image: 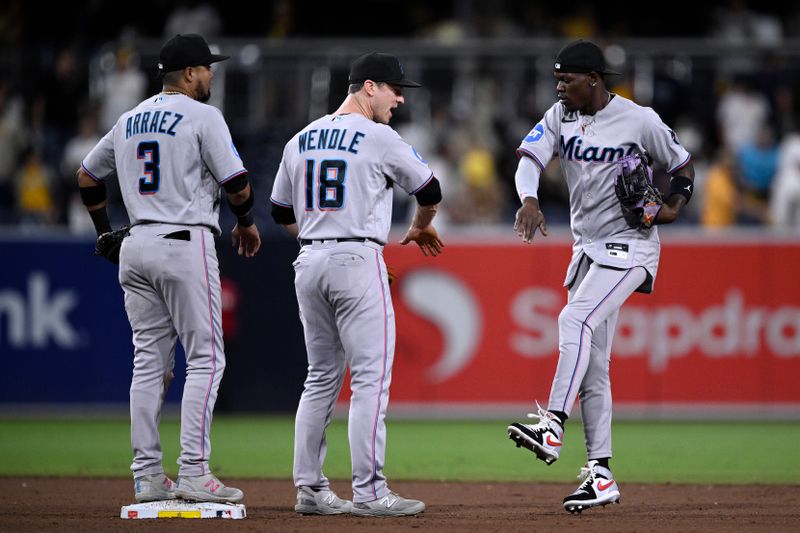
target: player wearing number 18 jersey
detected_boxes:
[77,34,260,505]
[271,52,443,517]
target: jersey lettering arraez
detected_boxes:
[517,94,691,291]
[271,113,433,243]
[81,93,246,235]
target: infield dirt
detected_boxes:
[1,478,797,532]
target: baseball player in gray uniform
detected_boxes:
[506,40,695,513]
[77,34,260,504]
[271,52,444,517]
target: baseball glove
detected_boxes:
[94,225,130,264]
[614,150,662,229]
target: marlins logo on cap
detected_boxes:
[553,40,620,76]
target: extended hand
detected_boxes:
[400,224,444,257]
[232,224,261,257]
[514,203,547,243]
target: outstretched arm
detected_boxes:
[400,177,444,256]
[400,203,444,256]
[513,156,547,243]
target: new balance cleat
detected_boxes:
[174,473,244,503]
[134,473,176,502]
[351,492,425,517]
[507,402,564,465]
[294,486,353,515]
[563,460,620,514]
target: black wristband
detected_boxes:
[79,182,107,206]
[88,207,112,235]
[669,176,693,204]
[229,190,254,216]
[237,211,254,227]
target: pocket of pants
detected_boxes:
[329,252,366,267]
[328,252,368,293]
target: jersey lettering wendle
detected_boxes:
[516,95,691,291]
[81,93,245,235]
[271,113,433,243]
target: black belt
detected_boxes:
[299,237,384,246]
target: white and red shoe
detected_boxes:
[562,460,621,514]
[507,402,564,465]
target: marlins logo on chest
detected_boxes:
[560,135,637,163]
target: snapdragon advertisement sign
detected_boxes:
[381,239,800,407]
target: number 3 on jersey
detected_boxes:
[305,159,346,210]
[138,141,160,195]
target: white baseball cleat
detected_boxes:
[134,473,176,502]
[562,460,621,514]
[174,473,244,503]
[507,402,564,465]
[351,492,425,517]
[294,486,353,515]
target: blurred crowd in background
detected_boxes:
[3,0,800,234]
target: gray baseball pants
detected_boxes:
[292,240,394,503]
[548,255,647,460]
[119,223,225,478]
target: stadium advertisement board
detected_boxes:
[384,238,800,409]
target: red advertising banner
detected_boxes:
[376,236,800,408]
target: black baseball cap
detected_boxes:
[158,34,229,73]
[349,52,421,88]
[554,40,620,76]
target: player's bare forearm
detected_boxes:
[514,196,547,243]
[655,196,685,224]
[410,203,438,230]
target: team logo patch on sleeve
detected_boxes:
[412,146,427,164]
[231,142,241,159]
[524,123,545,143]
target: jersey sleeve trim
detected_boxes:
[219,169,248,184]
[668,154,692,175]
[270,197,293,208]
[80,162,103,182]
[409,171,435,195]
[515,148,546,171]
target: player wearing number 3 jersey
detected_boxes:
[271,52,443,517]
[77,34,260,504]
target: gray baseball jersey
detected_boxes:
[517,94,690,292]
[515,94,691,461]
[82,92,244,479]
[271,113,433,242]
[271,112,432,503]
[82,93,245,235]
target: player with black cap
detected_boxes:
[77,33,259,505]
[270,51,443,517]
[506,39,695,513]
